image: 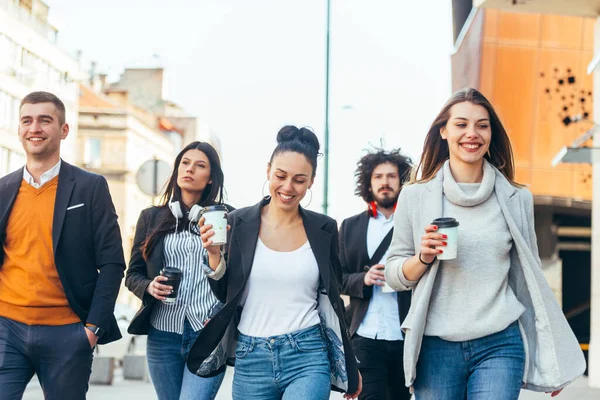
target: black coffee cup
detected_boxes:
[160,267,182,304]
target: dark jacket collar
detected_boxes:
[52,160,75,254]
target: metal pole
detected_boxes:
[323,0,331,215]
[152,156,158,205]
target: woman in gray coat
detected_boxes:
[385,88,585,399]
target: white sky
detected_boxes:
[47,0,453,222]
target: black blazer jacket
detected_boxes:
[125,206,169,335]
[186,198,360,394]
[340,211,411,337]
[0,161,125,344]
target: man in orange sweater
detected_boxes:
[0,91,125,399]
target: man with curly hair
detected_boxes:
[340,148,413,400]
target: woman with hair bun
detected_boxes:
[187,126,362,399]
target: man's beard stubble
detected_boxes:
[374,192,399,210]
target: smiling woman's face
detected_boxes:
[267,151,314,211]
[440,101,492,167]
[177,149,212,194]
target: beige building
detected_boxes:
[78,84,180,306]
[0,0,83,177]
[110,67,222,154]
[78,71,222,308]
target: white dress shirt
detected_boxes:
[356,210,403,341]
[22,160,61,188]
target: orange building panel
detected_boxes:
[497,12,541,47]
[540,15,585,50]
[478,9,594,200]
[492,45,538,168]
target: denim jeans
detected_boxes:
[414,321,525,400]
[0,316,93,400]
[232,324,331,400]
[147,319,225,400]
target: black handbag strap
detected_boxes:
[368,228,394,266]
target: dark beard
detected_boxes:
[375,194,399,210]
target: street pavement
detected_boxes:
[23,367,600,399]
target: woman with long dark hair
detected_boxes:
[186,126,362,399]
[125,141,228,400]
[385,88,585,399]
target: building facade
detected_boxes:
[0,0,83,176]
[110,67,222,153]
[79,71,222,307]
[78,84,179,306]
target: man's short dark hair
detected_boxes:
[20,91,66,126]
[354,148,413,203]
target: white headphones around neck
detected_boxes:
[168,201,202,223]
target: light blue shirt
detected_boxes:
[356,210,403,341]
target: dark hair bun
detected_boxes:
[276,125,320,153]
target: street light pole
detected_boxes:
[323,0,331,215]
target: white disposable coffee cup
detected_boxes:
[201,205,228,246]
[432,217,459,260]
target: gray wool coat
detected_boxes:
[385,165,586,393]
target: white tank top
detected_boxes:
[237,238,321,337]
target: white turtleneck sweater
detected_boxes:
[423,161,525,341]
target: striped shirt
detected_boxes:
[150,226,220,334]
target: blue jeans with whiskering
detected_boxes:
[414,321,525,400]
[146,319,225,400]
[232,324,331,400]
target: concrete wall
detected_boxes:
[112,69,165,115]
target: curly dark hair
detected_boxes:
[354,148,413,203]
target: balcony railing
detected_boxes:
[0,0,58,44]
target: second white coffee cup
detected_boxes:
[431,217,459,260]
[201,205,228,245]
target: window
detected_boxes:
[8,149,25,173]
[0,91,19,130]
[0,146,9,178]
[84,138,102,168]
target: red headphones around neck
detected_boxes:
[368,201,396,217]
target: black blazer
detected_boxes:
[0,161,125,344]
[125,203,235,335]
[340,211,411,337]
[125,206,168,335]
[187,198,360,394]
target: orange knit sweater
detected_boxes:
[0,176,80,325]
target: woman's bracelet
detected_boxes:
[418,253,435,267]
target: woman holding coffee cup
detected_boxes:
[385,88,585,399]
[187,126,362,400]
[125,141,229,400]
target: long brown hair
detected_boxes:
[412,88,519,186]
[141,141,225,260]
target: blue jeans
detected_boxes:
[414,321,525,400]
[147,320,225,400]
[0,316,93,400]
[232,324,331,400]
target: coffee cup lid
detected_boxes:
[201,204,228,214]
[161,267,182,277]
[432,217,459,228]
